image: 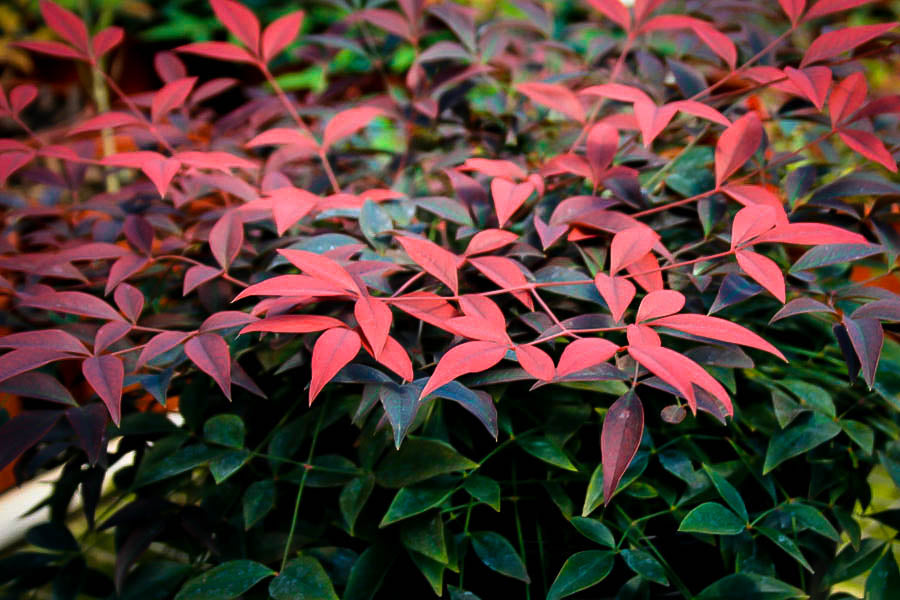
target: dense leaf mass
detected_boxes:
[1,0,900,598]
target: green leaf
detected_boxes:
[174,560,273,600]
[360,199,393,244]
[755,527,813,573]
[242,480,276,530]
[568,517,615,548]
[375,437,477,488]
[865,549,900,600]
[702,465,748,523]
[763,412,841,474]
[518,436,578,471]
[841,419,874,455]
[694,573,807,599]
[582,452,649,516]
[135,443,221,487]
[779,380,835,417]
[463,474,501,511]
[401,513,448,564]
[208,449,250,484]
[621,549,669,585]
[790,243,883,272]
[771,389,804,429]
[340,474,375,534]
[118,561,192,600]
[379,383,420,449]
[269,556,338,600]
[380,477,458,526]
[202,414,245,448]
[547,550,614,599]
[343,545,396,600]
[470,531,530,583]
[448,587,482,600]
[407,550,445,595]
[824,538,885,586]
[414,197,474,227]
[779,503,840,541]
[25,523,78,552]
[832,506,861,551]
[678,502,745,535]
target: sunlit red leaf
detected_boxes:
[0,151,35,186]
[136,331,190,368]
[800,22,897,68]
[40,0,90,54]
[391,292,459,331]
[610,227,658,275]
[309,328,361,404]
[784,66,831,110]
[68,112,143,135]
[649,313,786,360]
[753,222,868,245]
[636,290,685,323]
[778,0,807,24]
[491,178,534,228]
[246,128,319,151]
[625,252,664,292]
[736,250,786,302]
[82,355,124,425]
[601,391,643,503]
[368,335,413,382]
[322,107,385,151]
[829,72,867,127]
[448,295,510,345]
[639,15,736,68]
[270,187,318,235]
[262,10,304,62]
[593,273,636,323]
[515,345,554,380]
[463,229,519,256]
[9,85,37,115]
[233,274,348,300]
[803,0,875,22]
[396,235,459,294]
[420,341,508,400]
[587,0,631,30]
[458,158,527,181]
[586,123,619,181]
[731,205,777,248]
[240,314,345,334]
[176,41,257,64]
[92,26,123,58]
[516,82,586,123]
[13,40,85,60]
[468,256,533,310]
[556,338,619,378]
[210,0,261,55]
[533,214,568,250]
[185,333,232,400]
[199,311,258,332]
[715,112,763,187]
[354,295,392,359]
[151,77,196,123]
[278,249,360,294]
[837,128,898,172]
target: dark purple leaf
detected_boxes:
[601,390,644,504]
[0,410,62,472]
[843,316,883,389]
[66,403,108,465]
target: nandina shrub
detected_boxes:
[2,0,900,597]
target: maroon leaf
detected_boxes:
[66,404,107,465]
[420,340,508,400]
[114,284,144,323]
[200,311,258,332]
[770,297,835,322]
[0,411,62,472]
[82,355,125,425]
[209,210,243,270]
[155,51,187,81]
[601,391,643,503]
[0,348,73,385]
[246,128,319,151]
[210,0,261,55]
[19,290,125,321]
[715,112,763,187]
[176,41,257,64]
[852,300,900,321]
[184,333,232,400]
[0,329,90,356]
[123,216,154,255]
[94,321,132,354]
[262,10,304,62]
[136,331,190,367]
[347,9,413,41]
[800,22,897,68]
[309,328,361,404]
[183,265,222,295]
[105,254,150,295]
[843,315,883,389]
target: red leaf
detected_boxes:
[731,205,777,248]
[534,214,568,250]
[587,0,631,30]
[715,112,763,187]
[347,8,413,41]
[176,41,257,64]
[803,0,875,22]
[278,249,360,294]
[784,66,831,110]
[722,184,788,225]
[516,82,586,123]
[0,411,63,472]
[13,40,85,60]
[636,290,685,323]
[40,0,90,54]
[626,324,662,347]
[375,335,413,382]
[448,295,510,345]
[610,226,659,275]
[9,85,37,115]
[210,0,261,54]
[419,341,507,400]
[262,10,304,62]
[391,292,459,331]
[183,265,222,295]
[154,51,187,82]
[0,151,35,186]
[586,123,619,181]
[81,355,123,425]
[843,315,883,389]
[200,311,258,332]
[838,128,898,172]
[625,252,664,292]
[468,256,534,310]
[463,229,519,256]
[0,349,73,385]
[668,100,731,127]
[639,15,736,68]
[396,235,459,294]
[94,321,131,354]
[105,254,150,295]
[136,331,190,367]
[240,314,346,334]
[233,274,349,300]
[753,222,868,245]
[649,313,786,360]
[491,178,534,227]
[92,26,123,58]
[459,158,527,181]
[556,338,619,377]
[19,290,124,321]
[322,107,384,151]
[309,328,361,403]
[831,82,867,135]
[593,274,636,323]
[123,216,153,255]
[68,111,143,135]
[151,77,196,123]
[515,345,554,380]
[246,127,319,151]
[736,250,786,302]
[209,210,243,270]
[270,187,318,235]
[114,283,144,322]
[142,158,181,198]
[601,391,643,503]
[778,0,806,24]
[0,330,89,356]
[800,23,897,68]
[579,83,653,105]
[354,295,392,358]
[185,333,232,400]
[175,150,257,171]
